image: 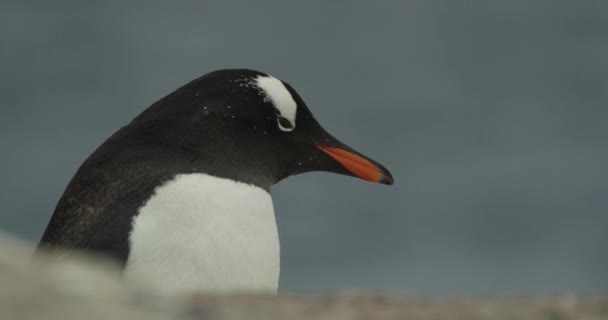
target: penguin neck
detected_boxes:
[124,172,280,295]
[114,118,279,191]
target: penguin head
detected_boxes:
[125,69,393,189]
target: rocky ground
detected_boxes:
[1,238,606,320]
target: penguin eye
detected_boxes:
[277,116,295,132]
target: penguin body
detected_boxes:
[38,69,393,294]
[126,173,279,294]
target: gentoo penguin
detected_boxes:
[37,69,393,295]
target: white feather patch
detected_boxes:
[124,173,280,295]
[255,75,297,131]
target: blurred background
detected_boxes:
[1,1,607,296]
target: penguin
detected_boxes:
[37,69,393,295]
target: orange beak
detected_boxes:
[316,145,394,185]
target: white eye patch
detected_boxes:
[254,75,297,132]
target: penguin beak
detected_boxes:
[315,144,394,185]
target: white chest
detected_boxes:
[124,173,279,295]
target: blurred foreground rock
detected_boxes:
[1,236,607,320]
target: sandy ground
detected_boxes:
[1,238,606,320]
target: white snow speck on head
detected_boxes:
[254,75,297,132]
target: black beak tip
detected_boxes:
[378,171,394,185]
[378,173,395,185]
